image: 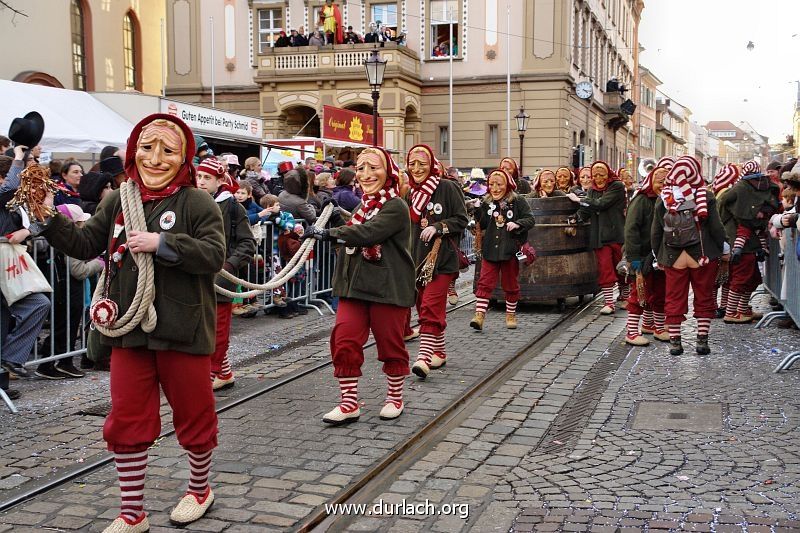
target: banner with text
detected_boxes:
[322,105,383,146]
[160,99,263,142]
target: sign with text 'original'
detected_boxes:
[322,105,383,146]
[160,99,263,142]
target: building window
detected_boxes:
[572,4,580,67]
[71,0,87,90]
[123,12,139,91]
[439,126,449,156]
[429,0,459,59]
[258,8,283,53]
[639,126,653,149]
[488,124,499,155]
[369,2,399,36]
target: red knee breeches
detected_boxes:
[104,348,218,454]
[729,253,761,294]
[416,272,457,336]
[210,302,232,375]
[475,258,520,302]
[626,270,666,315]
[595,243,623,288]
[330,298,410,378]
[664,261,718,325]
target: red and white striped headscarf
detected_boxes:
[712,163,741,195]
[350,147,401,226]
[499,157,519,191]
[406,144,442,224]
[662,155,708,220]
[742,160,761,176]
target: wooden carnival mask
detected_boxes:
[488,171,509,201]
[356,149,388,195]
[591,163,610,189]
[407,148,432,184]
[135,119,186,191]
[555,167,572,190]
[539,170,556,195]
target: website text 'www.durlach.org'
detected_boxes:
[325,499,470,519]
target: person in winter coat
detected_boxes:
[711,163,740,316]
[566,161,627,314]
[718,160,780,323]
[196,158,256,391]
[332,168,361,212]
[240,157,269,204]
[622,157,672,346]
[54,160,84,206]
[570,166,592,197]
[302,147,415,424]
[652,156,727,356]
[39,114,226,532]
[403,144,468,379]
[309,30,326,46]
[274,31,291,47]
[78,170,114,215]
[310,172,335,214]
[278,168,317,223]
[470,169,536,331]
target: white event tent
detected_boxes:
[0,80,133,153]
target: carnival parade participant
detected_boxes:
[533,169,566,198]
[719,160,780,323]
[622,157,672,345]
[470,169,535,331]
[37,114,226,532]
[566,161,626,314]
[303,147,415,423]
[499,157,520,190]
[403,144,468,379]
[711,163,740,316]
[652,156,727,356]
[555,166,575,194]
[196,157,256,391]
[571,166,592,196]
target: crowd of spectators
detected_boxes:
[272,22,406,48]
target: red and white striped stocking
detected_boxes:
[626,313,641,338]
[219,354,232,379]
[385,375,404,408]
[187,450,212,498]
[114,451,148,522]
[475,297,489,314]
[447,280,457,296]
[601,287,615,307]
[667,323,681,340]
[620,283,631,300]
[696,317,711,337]
[654,312,666,332]
[720,287,730,309]
[433,333,446,358]
[642,309,654,329]
[737,293,752,314]
[337,377,359,413]
[506,300,517,314]
[725,291,741,317]
[417,333,435,365]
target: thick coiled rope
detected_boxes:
[91,180,157,337]
[214,203,334,299]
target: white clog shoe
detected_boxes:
[322,405,360,425]
[411,359,430,379]
[102,514,149,533]
[429,353,447,369]
[379,401,404,420]
[170,488,214,527]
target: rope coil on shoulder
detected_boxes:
[92,181,157,337]
[214,203,334,299]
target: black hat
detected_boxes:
[767,160,783,171]
[78,171,114,202]
[8,111,44,148]
[100,155,124,176]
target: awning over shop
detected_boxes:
[0,80,133,153]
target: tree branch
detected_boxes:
[0,1,28,18]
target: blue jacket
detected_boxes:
[241,198,266,225]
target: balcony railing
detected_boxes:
[255,42,420,81]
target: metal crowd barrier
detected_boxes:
[762,229,800,372]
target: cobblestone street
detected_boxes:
[2,290,800,533]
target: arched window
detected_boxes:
[70,0,87,90]
[123,12,141,90]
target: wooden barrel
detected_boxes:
[473,195,598,305]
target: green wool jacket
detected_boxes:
[623,193,658,266]
[404,179,469,275]
[474,192,536,262]
[328,197,416,308]
[43,186,226,355]
[718,179,780,253]
[575,180,626,249]
[651,191,727,267]
[215,195,257,304]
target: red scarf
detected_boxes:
[124,113,196,202]
[406,144,442,224]
[589,160,619,192]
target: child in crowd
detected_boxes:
[196,158,256,391]
[260,194,295,310]
[233,181,272,316]
[277,223,308,318]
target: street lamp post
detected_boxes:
[364,49,387,147]
[515,107,530,175]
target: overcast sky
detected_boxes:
[638,0,800,143]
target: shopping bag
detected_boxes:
[0,243,52,305]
